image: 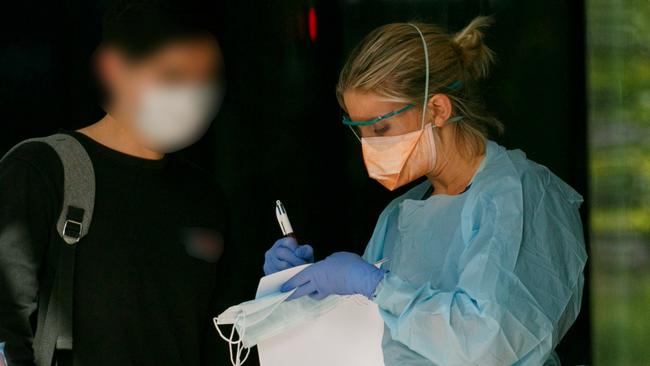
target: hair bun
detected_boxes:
[452,16,495,80]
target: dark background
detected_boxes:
[0,0,591,364]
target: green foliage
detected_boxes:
[588,0,650,364]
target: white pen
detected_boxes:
[276,200,386,268]
[275,200,296,239]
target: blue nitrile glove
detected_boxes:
[281,252,386,301]
[263,237,315,275]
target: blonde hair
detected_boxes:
[336,16,503,157]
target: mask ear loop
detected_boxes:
[213,312,251,366]
[213,316,239,366]
[407,23,429,131]
[234,312,250,366]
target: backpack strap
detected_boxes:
[2,133,95,243]
[2,133,95,365]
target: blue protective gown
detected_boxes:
[363,141,586,366]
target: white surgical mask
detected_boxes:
[214,290,344,366]
[134,83,220,153]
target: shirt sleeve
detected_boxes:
[0,156,56,366]
[372,181,586,365]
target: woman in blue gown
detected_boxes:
[264,16,587,365]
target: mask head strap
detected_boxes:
[408,23,464,129]
[348,24,461,142]
[407,23,429,129]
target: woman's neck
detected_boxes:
[425,133,484,196]
[77,113,164,160]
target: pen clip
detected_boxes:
[374,258,390,268]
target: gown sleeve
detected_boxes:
[372,175,587,365]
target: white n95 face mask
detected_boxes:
[134,83,220,153]
[213,290,344,366]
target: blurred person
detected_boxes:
[0,1,228,365]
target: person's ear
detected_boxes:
[427,94,453,128]
[94,45,128,99]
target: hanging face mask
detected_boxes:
[342,24,462,191]
[133,83,220,153]
[213,289,344,366]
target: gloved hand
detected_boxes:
[263,237,314,275]
[281,252,386,301]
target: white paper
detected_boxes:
[256,264,311,298]
[255,266,385,366]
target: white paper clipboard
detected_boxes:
[255,265,385,366]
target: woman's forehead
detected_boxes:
[343,90,405,119]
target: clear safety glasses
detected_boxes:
[342,103,416,141]
[341,103,415,127]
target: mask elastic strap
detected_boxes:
[446,116,463,124]
[213,312,251,366]
[407,23,429,130]
[236,312,251,365]
[349,125,362,142]
[428,111,464,134]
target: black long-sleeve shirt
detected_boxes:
[0,131,228,366]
